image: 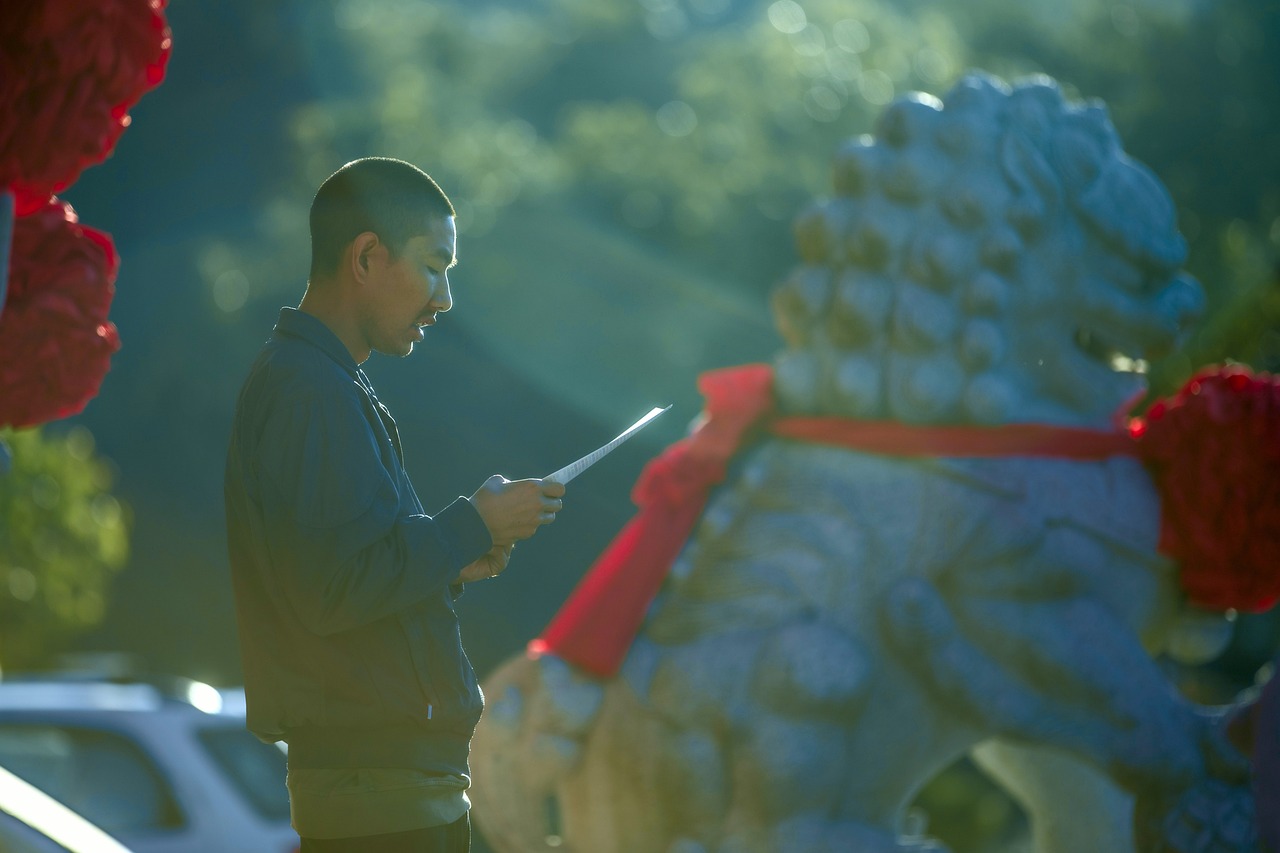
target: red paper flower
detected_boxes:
[1132,366,1280,611]
[0,0,171,214]
[0,199,121,428]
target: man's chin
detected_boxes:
[373,342,416,358]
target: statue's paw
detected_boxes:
[1134,778,1258,853]
[531,653,604,737]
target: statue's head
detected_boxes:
[773,72,1204,428]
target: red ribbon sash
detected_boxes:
[528,364,1142,677]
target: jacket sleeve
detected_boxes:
[255,382,492,636]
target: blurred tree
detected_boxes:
[243,0,1278,379]
[0,426,129,672]
[954,0,1280,387]
[56,1,1276,849]
[263,0,970,287]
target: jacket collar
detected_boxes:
[272,307,360,377]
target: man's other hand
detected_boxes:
[457,543,514,583]
[470,475,566,546]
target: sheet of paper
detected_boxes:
[545,405,672,485]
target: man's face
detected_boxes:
[363,214,457,358]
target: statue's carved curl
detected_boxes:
[775,73,1204,428]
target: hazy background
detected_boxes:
[4,0,1279,846]
[53,0,1280,715]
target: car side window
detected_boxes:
[195,724,290,820]
[0,725,184,834]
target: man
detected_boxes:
[224,157,565,852]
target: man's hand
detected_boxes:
[470,475,566,546]
[457,543,514,583]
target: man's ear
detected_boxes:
[349,232,382,284]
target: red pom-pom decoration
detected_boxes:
[1132,365,1280,612]
[0,199,121,428]
[0,0,172,214]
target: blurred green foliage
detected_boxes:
[43,2,1279,848]
[242,4,1274,849]
[213,0,1278,401]
[0,428,129,671]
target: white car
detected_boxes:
[0,761,131,853]
[0,678,298,853]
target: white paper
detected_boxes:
[545,405,671,485]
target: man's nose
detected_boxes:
[430,275,452,313]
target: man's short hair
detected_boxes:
[309,157,455,279]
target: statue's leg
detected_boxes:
[972,738,1134,853]
[882,574,1239,793]
[471,653,605,852]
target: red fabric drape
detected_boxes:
[529,364,1143,677]
[530,362,1280,677]
[527,365,775,676]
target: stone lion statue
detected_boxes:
[470,72,1260,852]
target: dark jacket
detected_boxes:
[224,308,492,776]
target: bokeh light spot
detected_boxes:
[826,51,862,82]
[496,119,538,157]
[858,70,895,105]
[790,24,827,57]
[645,4,688,39]
[914,48,950,84]
[479,171,522,207]
[186,681,223,714]
[7,568,37,603]
[833,18,870,53]
[213,270,251,313]
[794,52,828,79]
[66,426,95,461]
[291,106,337,148]
[768,0,807,35]
[656,100,698,137]
[455,199,496,237]
[91,494,122,529]
[804,86,843,122]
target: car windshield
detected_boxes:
[0,724,184,834]
[195,724,290,820]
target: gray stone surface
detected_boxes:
[470,74,1253,852]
